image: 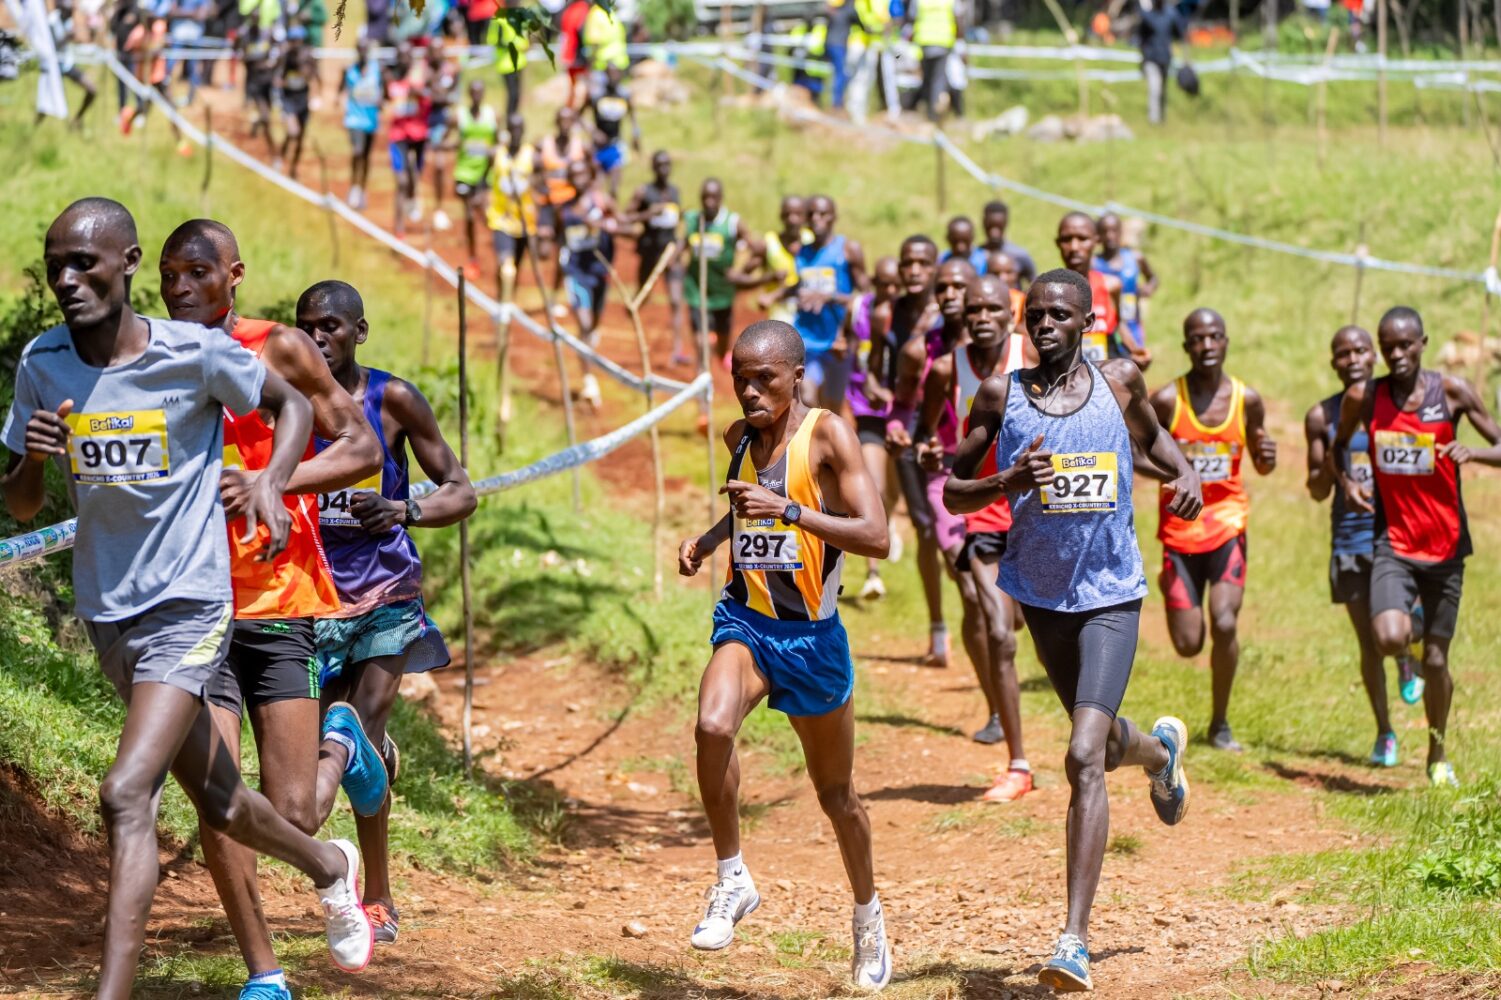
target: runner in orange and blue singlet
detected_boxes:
[1145,308,1276,755]
[677,320,892,989]
[1331,306,1501,788]
[159,220,385,999]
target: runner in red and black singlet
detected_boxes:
[1331,306,1501,788]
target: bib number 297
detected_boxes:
[733,520,803,571]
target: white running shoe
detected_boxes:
[406,200,423,224]
[690,870,760,950]
[347,185,363,210]
[580,373,603,408]
[318,839,374,972]
[432,209,453,232]
[887,523,903,563]
[851,904,893,991]
[859,573,886,600]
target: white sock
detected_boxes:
[854,893,881,923]
[929,623,947,652]
[247,969,287,989]
[323,729,357,766]
[1010,759,1030,773]
[716,853,745,880]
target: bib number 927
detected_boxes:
[1039,452,1119,513]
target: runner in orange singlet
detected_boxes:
[1145,308,1275,754]
[1331,306,1501,786]
[159,220,383,998]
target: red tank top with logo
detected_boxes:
[1081,269,1119,364]
[1367,370,1469,563]
[223,319,342,619]
[955,341,1027,534]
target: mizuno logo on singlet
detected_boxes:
[1420,404,1445,422]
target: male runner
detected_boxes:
[844,254,904,599]
[791,195,867,410]
[586,63,640,197]
[274,28,316,180]
[752,195,808,329]
[557,158,621,409]
[1145,309,1275,753]
[159,220,384,999]
[980,199,1036,287]
[420,39,460,232]
[945,267,1195,992]
[339,37,383,211]
[625,150,685,362]
[3,199,371,1000]
[46,0,98,127]
[1332,306,1501,787]
[920,274,1035,797]
[535,105,590,266]
[881,235,949,665]
[1054,212,1131,367]
[452,79,500,273]
[238,20,278,160]
[1093,212,1156,358]
[1305,326,1423,767]
[297,280,478,945]
[678,320,893,991]
[488,112,539,305]
[683,178,761,367]
[387,42,431,234]
[940,215,989,273]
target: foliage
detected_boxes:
[1407,787,1501,897]
[638,0,697,41]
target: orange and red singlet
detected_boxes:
[1082,269,1119,364]
[1158,375,1249,554]
[223,318,341,619]
[1367,371,1470,563]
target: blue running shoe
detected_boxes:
[1398,654,1425,705]
[1038,933,1092,992]
[1148,716,1190,826]
[238,981,291,1000]
[322,702,389,817]
[1370,732,1398,768]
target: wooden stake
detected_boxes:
[698,213,718,585]
[1316,28,1340,173]
[458,270,476,777]
[1351,221,1368,323]
[421,246,434,367]
[1039,0,1087,118]
[516,201,582,510]
[600,244,679,599]
[494,303,515,449]
[201,105,214,210]
[316,142,340,268]
[934,131,947,214]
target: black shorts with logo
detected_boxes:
[1370,551,1464,641]
[955,530,1007,573]
[207,617,319,715]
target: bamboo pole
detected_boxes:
[600,244,679,599]
[458,270,476,777]
[697,213,718,585]
[1351,221,1368,323]
[421,246,434,367]
[201,105,214,211]
[316,143,341,268]
[1477,206,1501,397]
[494,302,515,448]
[934,131,947,214]
[1039,0,1087,118]
[516,202,583,510]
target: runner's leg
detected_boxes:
[970,552,1023,763]
[1344,597,1391,737]
[787,699,874,903]
[946,545,992,709]
[324,654,405,908]
[695,642,771,861]
[1206,579,1244,731]
[1418,636,1453,767]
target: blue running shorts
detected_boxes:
[710,599,853,717]
[314,598,451,687]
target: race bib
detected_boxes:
[596,96,628,121]
[1082,331,1108,364]
[395,99,418,118]
[1181,439,1234,483]
[1373,430,1436,476]
[67,410,169,485]
[318,471,383,527]
[462,139,491,159]
[352,79,381,105]
[691,231,724,259]
[649,203,679,229]
[565,223,594,250]
[1039,452,1118,514]
[733,518,803,571]
[1119,292,1139,324]
[1348,449,1373,486]
[498,172,526,197]
[800,266,837,295]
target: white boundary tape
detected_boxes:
[708,54,1490,286]
[0,373,708,570]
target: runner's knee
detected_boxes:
[1371,614,1409,655]
[195,781,246,833]
[1064,732,1107,785]
[814,781,861,821]
[1208,608,1238,644]
[695,711,739,747]
[98,770,155,831]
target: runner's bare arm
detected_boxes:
[2,397,74,523]
[844,239,869,299]
[1244,385,1277,475]
[1138,252,1158,297]
[349,378,477,533]
[679,422,744,575]
[243,368,313,560]
[944,373,1019,513]
[884,336,928,450]
[722,415,888,558]
[1304,401,1334,501]
[1444,373,1501,466]
[1329,379,1373,512]
[1105,359,1201,519]
[914,355,952,472]
[1133,381,1181,483]
[262,324,382,495]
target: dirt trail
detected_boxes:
[0,75,1418,1000]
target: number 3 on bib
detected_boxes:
[1039,452,1119,513]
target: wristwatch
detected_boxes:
[404,499,423,526]
[782,501,802,524]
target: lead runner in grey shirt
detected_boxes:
[0,198,374,998]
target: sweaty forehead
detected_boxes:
[160,234,229,266]
[48,212,125,255]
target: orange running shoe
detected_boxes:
[364,901,399,945]
[982,769,1033,803]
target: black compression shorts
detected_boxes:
[208,617,319,714]
[1022,599,1142,720]
[956,530,1007,573]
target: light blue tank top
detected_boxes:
[996,363,1148,612]
[794,235,852,354]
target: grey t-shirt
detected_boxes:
[2,318,265,622]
